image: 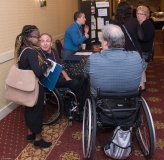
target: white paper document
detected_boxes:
[75,52,92,56]
[44,59,57,77]
[96,2,109,8]
[98,8,107,16]
[91,30,96,39]
[97,18,104,29]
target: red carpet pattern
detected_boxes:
[0,57,164,160]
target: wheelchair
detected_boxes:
[82,88,156,160]
[42,87,79,126]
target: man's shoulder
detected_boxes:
[89,52,101,59]
[67,22,76,30]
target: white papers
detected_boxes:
[97,18,104,29]
[44,59,57,77]
[91,15,96,30]
[98,8,107,16]
[96,2,109,8]
[91,30,96,39]
[98,31,102,42]
[75,52,92,56]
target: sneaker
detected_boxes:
[141,89,146,93]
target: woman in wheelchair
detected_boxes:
[39,33,89,120]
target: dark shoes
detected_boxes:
[27,133,35,141]
[27,134,52,148]
[34,139,52,149]
[74,111,83,121]
[141,89,146,93]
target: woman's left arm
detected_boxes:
[141,20,155,41]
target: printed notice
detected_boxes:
[91,15,96,30]
[98,8,107,16]
[98,31,102,42]
[96,2,109,8]
[97,18,104,29]
[91,30,96,39]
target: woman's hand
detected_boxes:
[45,60,53,68]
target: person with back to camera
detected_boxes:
[39,33,89,120]
[137,5,155,92]
[61,11,89,59]
[84,24,146,97]
[113,1,144,57]
[14,25,52,148]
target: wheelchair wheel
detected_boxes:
[135,97,156,159]
[82,98,97,160]
[43,88,64,125]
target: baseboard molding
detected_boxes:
[0,102,18,120]
[0,50,14,64]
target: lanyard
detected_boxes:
[74,22,82,37]
[40,49,56,62]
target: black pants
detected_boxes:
[56,75,89,112]
[24,83,44,134]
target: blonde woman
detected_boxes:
[137,6,155,92]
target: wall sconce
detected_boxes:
[40,0,46,7]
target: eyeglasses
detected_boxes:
[137,13,145,16]
[30,35,40,39]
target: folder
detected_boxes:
[40,59,62,91]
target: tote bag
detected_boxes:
[5,48,39,107]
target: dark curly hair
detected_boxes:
[114,1,132,26]
[14,25,44,65]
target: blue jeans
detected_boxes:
[61,48,76,59]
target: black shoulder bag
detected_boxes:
[122,25,154,62]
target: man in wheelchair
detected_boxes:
[84,24,146,96]
[82,24,156,160]
[40,33,89,120]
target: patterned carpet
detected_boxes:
[0,57,164,160]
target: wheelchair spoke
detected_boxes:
[43,89,63,125]
[135,97,156,159]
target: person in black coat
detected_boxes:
[137,6,155,91]
[14,25,52,148]
[113,1,144,56]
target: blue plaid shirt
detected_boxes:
[84,48,145,96]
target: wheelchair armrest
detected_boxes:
[56,87,71,93]
[98,90,140,99]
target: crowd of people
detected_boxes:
[14,1,155,149]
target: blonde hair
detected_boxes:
[137,6,150,19]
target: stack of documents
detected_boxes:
[74,52,92,56]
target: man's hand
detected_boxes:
[85,33,89,39]
[65,76,72,81]
[62,70,72,81]
[84,25,89,34]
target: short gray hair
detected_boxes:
[137,6,150,19]
[101,24,125,48]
